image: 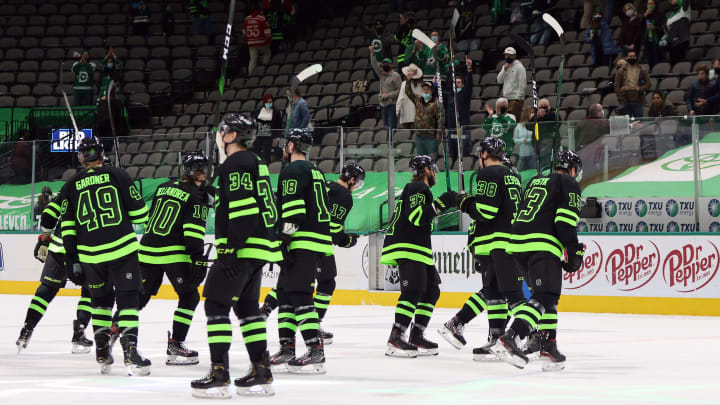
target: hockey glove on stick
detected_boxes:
[562,243,585,273]
[434,190,458,212]
[212,248,244,280]
[341,233,359,248]
[190,258,209,286]
[34,233,51,263]
[65,256,85,286]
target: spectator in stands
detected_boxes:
[581,0,605,29]
[484,98,517,153]
[444,56,474,159]
[265,0,293,53]
[708,58,720,81]
[162,2,176,36]
[395,12,416,68]
[642,0,665,67]
[407,81,444,160]
[614,49,651,118]
[576,103,610,147]
[34,187,53,218]
[533,97,559,159]
[584,11,618,68]
[130,0,151,36]
[243,7,272,75]
[648,91,679,117]
[688,65,720,116]
[97,48,123,104]
[666,0,690,65]
[255,94,283,163]
[455,1,479,52]
[397,64,423,129]
[618,3,644,56]
[366,20,391,63]
[188,0,211,35]
[530,0,557,46]
[513,106,537,172]
[370,44,402,129]
[288,88,310,129]
[497,47,527,121]
[11,129,33,184]
[72,51,96,106]
[492,0,510,23]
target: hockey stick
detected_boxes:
[290,63,323,97]
[543,13,565,168]
[510,33,541,176]
[449,9,465,193]
[59,61,83,166]
[412,29,451,192]
[106,80,122,168]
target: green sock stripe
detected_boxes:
[487,314,508,320]
[465,300,483,316]
[417,302,434,309]
[207,323,233,332]
[470,293,488,310]
[29,304,46,315]
[119,309,139,317]
[118,320,139,328]
[509,305,522,316]
[278,312,296,320]
[538,323,558,330]
[278,322,298,332]
[93,319,112,327]
[243,333,267,344]
[397,300,416,309]
[268,289,277,299]
[32,296,49,307]
[299,323,319,332]
[173,315,193,326]
[77,305,93,313]
[175,308,195,316]
[541,313,558,321]
[519,304,542,320]
[296,312,319,322]
[395,307,415,319]
[314,302,330,309]
[240,321,266,333]
[487,304,508,311]
[93,308,112,316]
[79,297,92,303]
[208,336,233,344]
[515,314,538,330]
[314,294,332,302]
[414,309,434,317]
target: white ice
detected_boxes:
[0,294,717,405]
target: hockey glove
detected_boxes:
[34,233,51,263]
[212,248,243,280]
[562,243,585,273]
[277,222,298,245]
[65,256,85,286]
[190,258,209,286]
[433,191,458,212]
[201,185,217,207]
[341,233,359,248]
[456,193,472,213]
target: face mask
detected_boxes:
[505,57,514,64]
[627,58,637,65]
[455,87,463,93]
[625,9,634,17]
[500,106,508,114]
[431,36,438,43]
[422,93,432,101]
[264,103,273,109]
[107,62,113,68]
[382,64,391,72]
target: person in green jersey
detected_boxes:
[72,51,96,106]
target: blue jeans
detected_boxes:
[447,128,471,160]
[381,104,398,129]
[618,102,644,118]
[415,135,438,160]
[530,19,552,46]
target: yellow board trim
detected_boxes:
[1,281,717,316]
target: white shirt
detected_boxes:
[497,60,527,101]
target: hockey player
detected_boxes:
[62,137,151,376]
[16,187,93,354]
[191,114,282,397]
[269,128,333,374]
[493,150,584,371]
[137,152,212,366]
[260,162,365,344]
[437,138,524,361]
[381,155,457,357]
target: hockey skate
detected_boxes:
[95,339,114,375]
[472,337,500,362]
[318,325,334,345]
[269,340,295,371]
[71,320,93,354]
[385,326,418,358]
[288,344,326,374]
[523,331,542,360]
[120,335,151,376]
[409,325,438,356]
[437,316,466,349]
[108,322,120,351]
[235,351,275,395]
[192,363,231,399]
[492,329,529,369]
[540,336,566,372]
[166,331,199,365]
[260,303,274,320]
[16,324,33,354]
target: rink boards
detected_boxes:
[1,232,719,316]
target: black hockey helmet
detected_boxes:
[502,156,519,175]
[476,136,506,160]
[284,128,313,154]
[409,155,438,175]
[183,151,209,178]
[220,113,257,145]
[78,136,104,163]
[102,155,113,166]
[554,150,583,173]
[340,162,366,188]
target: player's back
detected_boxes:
[381,180,434,266]
[278,159,331,237]
[326,181,353,241]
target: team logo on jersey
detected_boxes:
[564,240,602,289]
[604,200,617,217]
[635,221,649,233]
[634,200,648,217]
[708,199,720,218]
[666,221,680,232]
[605,221,618,232]
[604,240,660,291]
[126,272,133,280]
[710,222,720,232]
[665,199,679,217]
[663,241,719,292]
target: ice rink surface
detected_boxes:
[0,294,718,405]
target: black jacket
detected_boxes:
[444,70,473,129]
[255,106,284,137]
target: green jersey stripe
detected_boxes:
[78,232,137,252]
[228,207,260,219]
[281,208,307,218]
[229,197,257,209]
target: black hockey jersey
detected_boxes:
[506,173,582,258]
[215,150,282,262]
[139,180,209,265]
[326,181,354,246]
[41,185,71,256]
[381,180,436,266]
[62,165,148,264]
[276,159,333,255]
[463,164,522,256]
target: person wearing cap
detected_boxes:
[255,94,284,163]
[584,9,617,68]
[497,47,527,121]
[370,44,402,129]
[405,78,445,161]
[72,50,96,106]
[397,63,424,129]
